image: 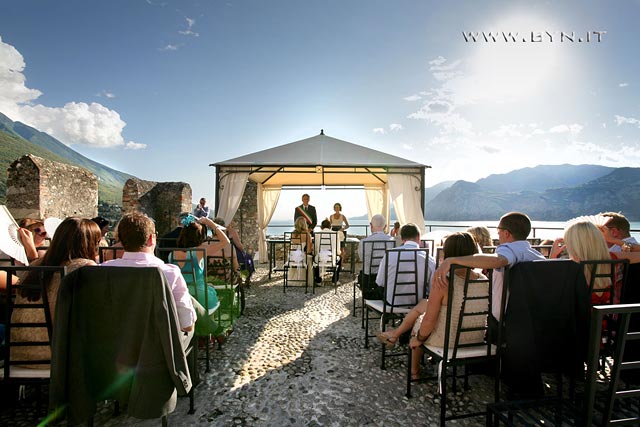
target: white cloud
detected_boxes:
[179,17,199,37]
[389,123,403,132]
[160,44,180,51]
[615,115,640,127]
[125,141,147,150]
[96,90,115,99]
[0,37,142,150]
[404,94,421,101]
[619,82,629,87]
[489,124,523,138]
[548,124,583,135]
[402,143,413,150]
[373,128,385,134]
[428,56,446,67]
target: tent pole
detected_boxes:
[214,166,220,215]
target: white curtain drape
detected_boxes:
[257,184,281,263]
[216,171,250,225]
[364,185,390,231]
[388,174,425,235]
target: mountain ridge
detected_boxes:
[0,112,134,203]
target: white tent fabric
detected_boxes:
[257,184,281,263]
[388,174,426,235]
[364,185,390,227]
[217,171,250,225]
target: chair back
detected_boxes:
[206,244,237,284]
[314,231,339,268]
[585,304,640,426]
[382,247,429,311]
[442,265,493,359]
[98,245,124,263]
[50,266,191,424]
[159,247,208,306]
[361,238,395,275]
[481,246,497,254]
[580,258,629,306]
[1,265,65,379]
[283,232,307,267]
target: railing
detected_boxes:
[268,222,640,240]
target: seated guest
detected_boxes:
[433,212,546,338]
[11,217,101,366]
[553,220,640,304]
[357,214,394,299]
[173,214,222,312]
[289,216,316,284]
[467,226,493,251]
[19,218,48,260]
[207,217,240,277]
[318,218,342,283]
[91,216,110,247]
[377,232,488,379]
[376,223,435,305]
[101,212,196,347]
[227,220,255,282]
[599,211,639,253]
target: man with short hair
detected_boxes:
[357,214,394,299]
[376,223,434,306]
[102,212,196,346]
[193,198,210,218]
[600,211,639,253]
[433,212,545,324]
[294,193,317,232]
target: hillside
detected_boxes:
[426,167,640,221]
[0,112,134,203]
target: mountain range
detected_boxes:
[0,112,133,204]
[425,165,640,221]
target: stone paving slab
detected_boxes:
[1,267,493,426]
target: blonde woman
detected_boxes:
[467,226,493,251]
[552,221,640,304]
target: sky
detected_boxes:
[1,0,639,221]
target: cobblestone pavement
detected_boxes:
[2,267,494,426]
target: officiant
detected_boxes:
[293,193,317,233]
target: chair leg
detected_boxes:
[380,314,387,370]
[364,306,370,348]
[162,415,168,427]
[353,281,357,317]
[406,346,413,398]
[440,363,447,427]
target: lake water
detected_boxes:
[267,219,640,241]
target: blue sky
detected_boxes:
[1,0,639,220]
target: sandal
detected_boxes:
[376,332,398,348]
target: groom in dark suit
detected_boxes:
[294,193,317,232]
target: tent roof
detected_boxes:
[212,131,428,187]
[215,131,425,168]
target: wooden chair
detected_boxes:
[364,247,429,370]
[0,265,65,416]
[283,232,312,293]
[313,231,340,291]
[407,264,496,426]
[487,303,640,426]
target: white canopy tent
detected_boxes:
[210,130,430,262]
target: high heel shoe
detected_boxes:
[376,332,398,348]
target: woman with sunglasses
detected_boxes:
[18,218,49,261]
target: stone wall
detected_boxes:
[6,154,98,220]
[122,178,191,235]
[231,180,259,255]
